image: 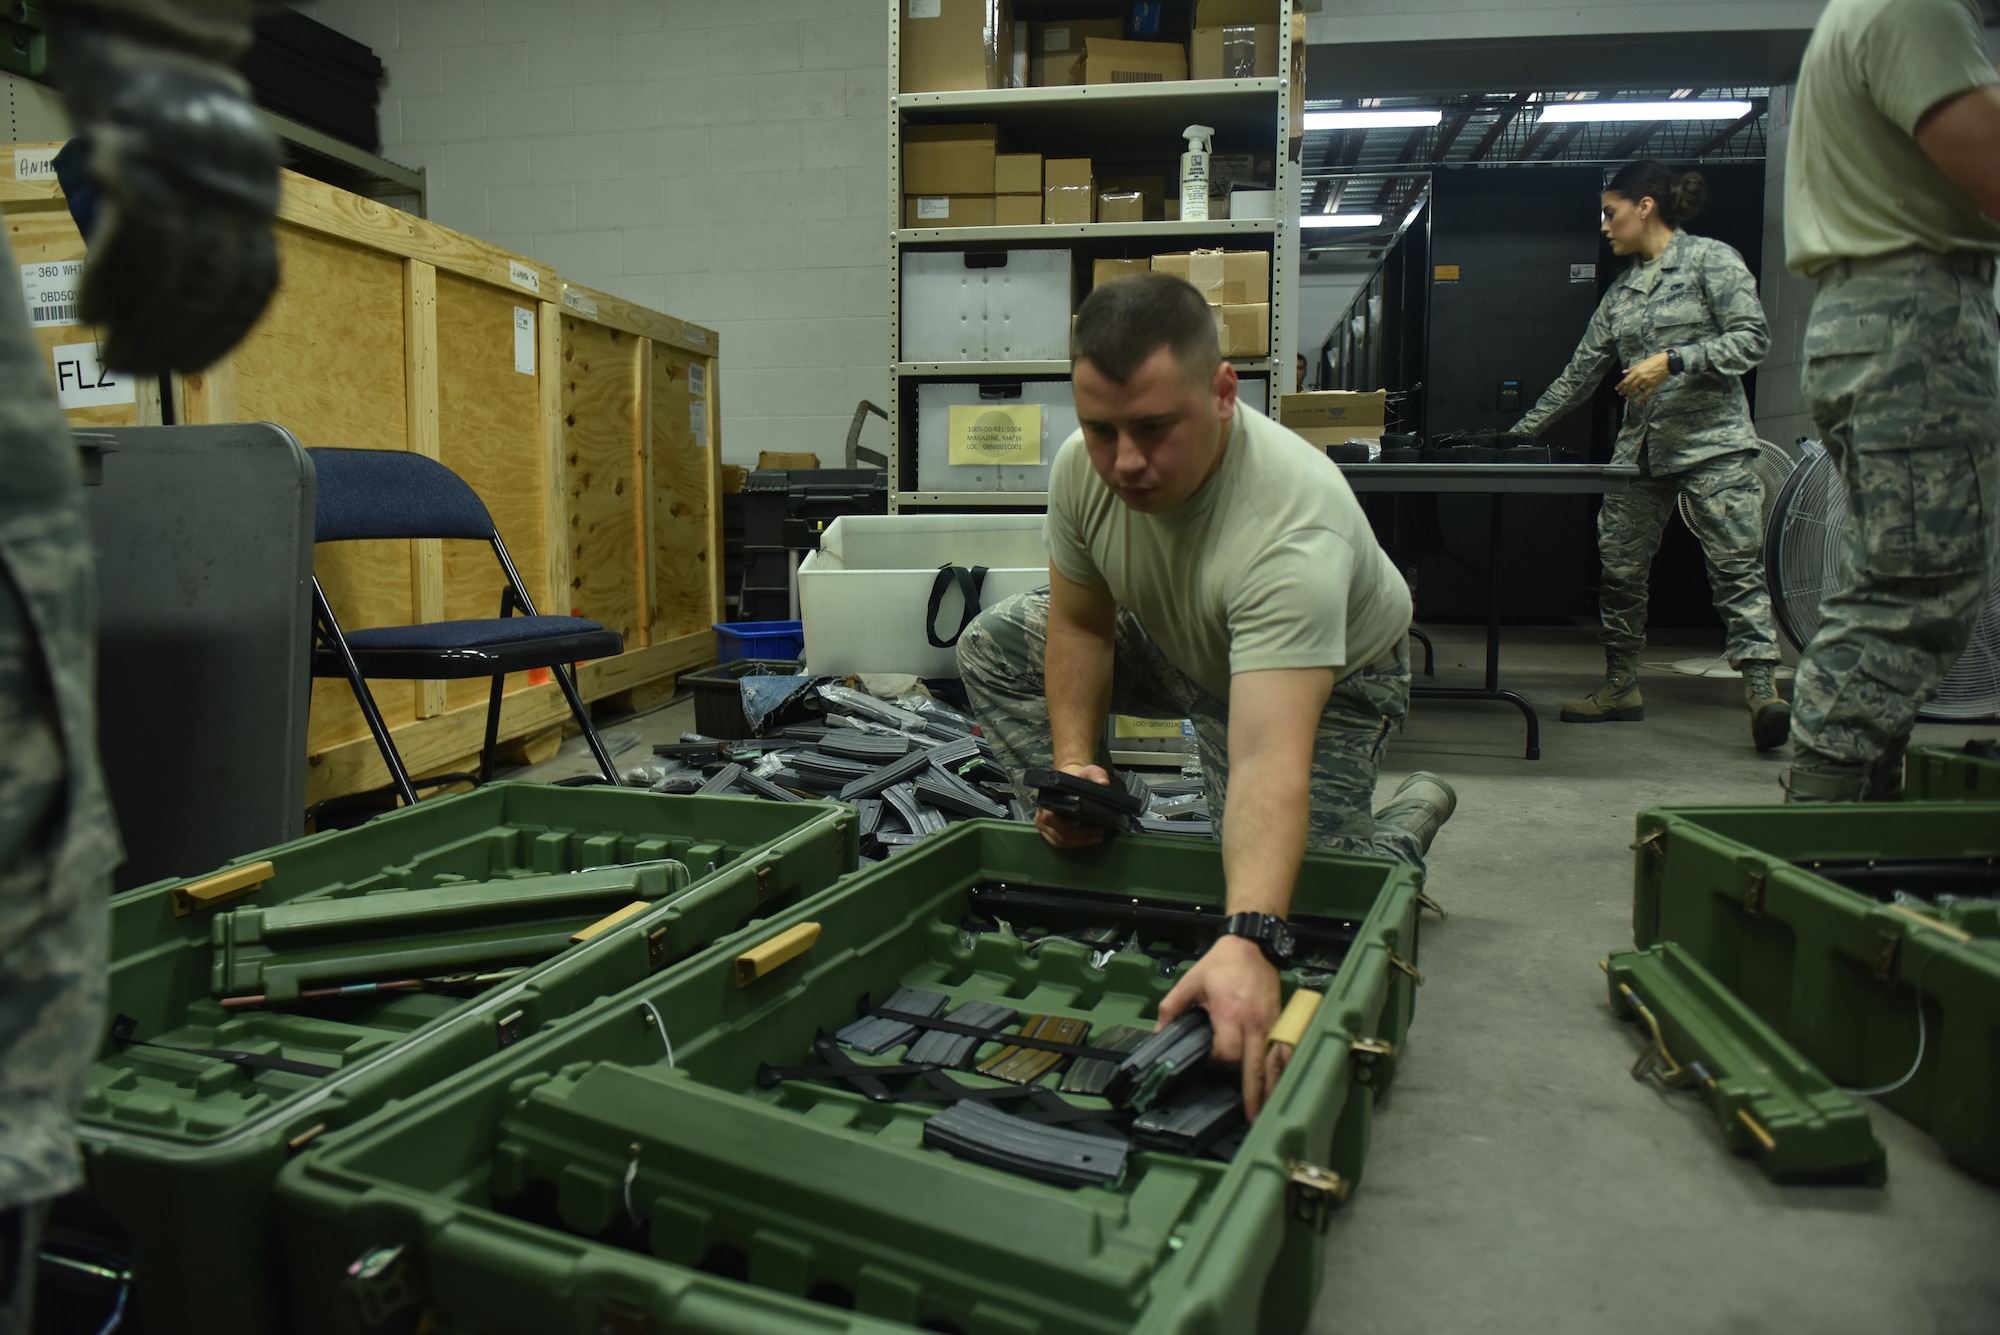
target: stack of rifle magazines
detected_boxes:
[666,685,1016,859]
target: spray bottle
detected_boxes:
[1179,124,1214,222]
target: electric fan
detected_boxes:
[1765,440,2000,722]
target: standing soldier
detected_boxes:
[1514,160,1791,751]
[1782,0,2000,801]
[0,1,278,1327]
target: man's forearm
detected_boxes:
[1219,749,1310,918]
[1045,614,1114,770]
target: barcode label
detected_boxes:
[1111,71,1165,83]
[20,261,85,327]
[688,362,706,398]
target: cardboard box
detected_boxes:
[903,124,999,196]
[1213,303,1269,357]
[1044,184,1094,224]
[721,464,748,494]
[1152,250,1271,305]
[901,0,1015,93]
[905,195,997,228]
[1045,157,1092,189]
[1028,17,1123,86]
[1278,391,1389,447]
[1190,24,1279,79]
[1081,37,1187,84]
[1097,189,1144,223]
[1092,257,1151,289]
[1098,173,1165,220]
[758,451,822,470]
[994,152,1042,195]
[994,194,1043,226]
[1043,157,1092,224]
[1195,0,1276,25]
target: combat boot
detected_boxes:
[1742,662,1791,752]
[1560,654,1643,723]
[1376,770,1458,858]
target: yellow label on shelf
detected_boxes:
[1434,264,1461,282]
[1114,715,1185,739]
[948,404,1042,466]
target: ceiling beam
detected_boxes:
[1692,104,1765,157]
[1374,127,1430,206]
[1466,92,1532,164]
[1606,119,1667,161]
[1538,121,1589,161]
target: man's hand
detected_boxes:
[1616,352,1672,402]
[1034,762,1114,848]
[52,16,280,374]
[1157,934,1285,1120]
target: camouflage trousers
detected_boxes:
[1791,264,2000,780]
[957,589,1425,868]
[1596,450,1781,668]
[0,215,114,1260]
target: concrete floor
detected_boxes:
[513,623,2000,1335]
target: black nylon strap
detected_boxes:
[110,1014,338,1078]
[870,1004,1135,1065]
[925,563,989,649]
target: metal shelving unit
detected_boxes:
[887,2,1295,514]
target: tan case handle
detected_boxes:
[734,922,820,988]
[1266,986,1323,1049]
[172,861,274,917]
[570,901,652,944]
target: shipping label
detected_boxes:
[949,404,1041,467]
[513,307,535,374]
[20,260,84,327]
[508,260,541,292]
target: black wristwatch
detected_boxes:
[1666,348,1685,376]
[1218,912,1295,968]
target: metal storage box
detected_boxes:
[798,513,1049,678]
[276,820,1423,1335]
[68,784,856,1335]
[916,377,1075,493]
[1631,802,2000,1182]
[900,249,1073,362]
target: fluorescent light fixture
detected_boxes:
[1536,99,1753,123]
[1304,109,1444,131]
[1299,213,1384,228]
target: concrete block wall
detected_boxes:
[305,0,892,467]
[1754,83,1819,456]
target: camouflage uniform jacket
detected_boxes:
[1517,231,1772,475]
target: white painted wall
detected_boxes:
[303,0,891,467]
[1308,0,1825,46]
[1296,266,1373,383]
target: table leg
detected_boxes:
[1408,492,1542,760]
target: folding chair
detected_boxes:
[306,447,624,807]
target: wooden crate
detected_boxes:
[3,146,723,807]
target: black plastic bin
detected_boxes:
[683,658,818,739]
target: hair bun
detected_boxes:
[1671,170,1708,223]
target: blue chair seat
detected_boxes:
[315,616,623,681]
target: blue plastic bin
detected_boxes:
[712,620,804,662]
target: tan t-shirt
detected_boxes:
[1044,401,1412,703]
[1786,0,2000,276]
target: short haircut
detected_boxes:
[1071,272,1220,384]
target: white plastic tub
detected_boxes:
[798,514,1049,678]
